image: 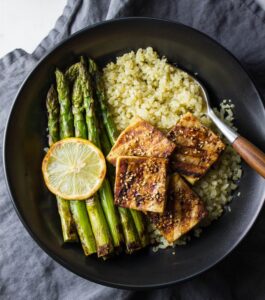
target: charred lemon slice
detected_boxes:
[42,138,106,200]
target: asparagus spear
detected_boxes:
[46,85,60,145]
[118,207,142,252]
[65,63,80,83]
[55,69,74,138]
[70,78,96,255]
[56,68,111,257]
[56,199,78,242]
[46,85,78,243]
[98,120,141,253]
[79,57,123,251]
[88,59,119,145]
[86,194,113,257]
[89,59,149,247]
[130,210,149,247]
[71,77,87,139]
[88,60,143,252]
[98,120,116,186]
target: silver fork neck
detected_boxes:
[208,108,238,144]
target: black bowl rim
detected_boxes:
[3,17,265,290]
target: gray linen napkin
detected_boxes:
[1,1,265,299]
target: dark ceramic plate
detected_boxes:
[3,18,265,289]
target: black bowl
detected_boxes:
[3,18,265,289]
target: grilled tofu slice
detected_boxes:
[114,156,168,213]
[107,117,176,166]
[149,173,207,243]
[167,113,225,184]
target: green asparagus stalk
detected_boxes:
[69,202,96,254]
[88,59,119,146]
[56,199,78,242]
[98,120,116,186]
[46,85,78,243]
[70,78,96,255]
[71,77,87,139]
[89,59,149,247]
[65,63,80,83]
[98,121,141,253]
[88,60,143,252]
[79,57,123,251]
[56,68,111,257]
[86,194,113,257]
[118,207,142,253]
[55,69,74,138]
[46,85,60,145]
[130,210,149,247]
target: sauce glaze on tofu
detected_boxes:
[149,173,207,243]
[107,117,176,166]
[167,113,225,184]
[114,156,168,213]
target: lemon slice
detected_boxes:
[42,138,106,200]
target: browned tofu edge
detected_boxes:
[148,173,207,243]
[168,112,226,184]
[114,156,168,213]
[107,116,176,166]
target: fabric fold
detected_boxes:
[1,0,265,299]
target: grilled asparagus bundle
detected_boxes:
[45,55,149,257]
[46,85,78,243]
[55,68,113,257]
[86,59,143,253]
[88,59,149,248]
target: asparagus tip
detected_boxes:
[46,85,57,110]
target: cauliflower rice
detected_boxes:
[103,47,242,250]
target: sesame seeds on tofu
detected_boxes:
[148,173,207,243]
[107,117,176,166]
[167,113,226,184]
[114,156,168,213]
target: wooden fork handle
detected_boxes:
[233,136,265,178]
